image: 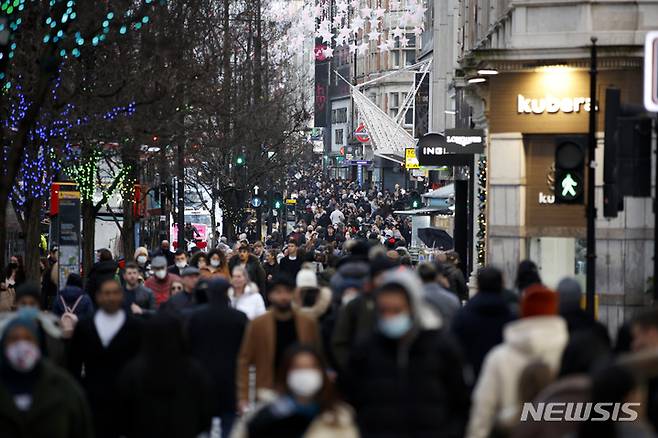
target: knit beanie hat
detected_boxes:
[521,284,558,318]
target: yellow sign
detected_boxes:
[405,147,420,169]
[285,199,297,205]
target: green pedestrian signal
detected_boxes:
[236,155,246,166]
[561,174,578,198]
[554,136,586,204]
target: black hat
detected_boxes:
[15,283,41,302]
[269,273,295,290]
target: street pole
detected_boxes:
[586,37,598,316]
[654,116,658,301]
[177,141,185,249]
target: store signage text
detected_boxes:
[517,94,591,115]
[538,192,555,205]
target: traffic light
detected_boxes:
[273,192,283,210]
[554,136,586,204]
[603,87,652,217]
[236,155,246,166]
[409,191,422,209]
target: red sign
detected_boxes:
[355,124,370,143]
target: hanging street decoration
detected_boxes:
[265,0,427,61]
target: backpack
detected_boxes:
[60,295,83,338]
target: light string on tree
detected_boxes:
[476,155,487,266]
[1,0,164,88]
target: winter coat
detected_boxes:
[331,293,376,372]
[423,283,460,327]
[117,356,213,438]
[229,255,267,293]
[342,269,468,438]
[466,316,569,438]
[0,359,94,438]
[144,273,182,307]
[231,396,358,438]
[237,310,321,403]
[68,313,143,438]
[161,290,196,313]
[52,286,94,320]
[512,375,590,438]
[344,329,469,438]
[188,296,248,414]
[123,284,156,312]
[229,283,266,320]
[451,291,516,378]
[279,256,304,280]
[85,260,119,298]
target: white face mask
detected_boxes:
[154,269,167,280]
[210,259,221,268]
[136,255,147,265]
[287,369,323,398]
[175,261,187,269]
[5,340,41,372]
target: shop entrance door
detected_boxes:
[528,237,585,289]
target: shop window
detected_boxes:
[335,129,344,145]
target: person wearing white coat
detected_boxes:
[466,284,569,438]
[229,266,266,320]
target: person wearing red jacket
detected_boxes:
[144,256,181,307]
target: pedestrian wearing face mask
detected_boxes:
[0,310,94,438]
[144,256,181,308]
[341,269,469,438]
[133,247,150,279]
[168,249,189,277]
[237,274,322,413]
[231,345,357,438]
[208,249,231,278]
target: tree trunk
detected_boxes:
[82,199,96,281]
[23,198,43,284]
[210,196,217,249]
[122,196,135,260]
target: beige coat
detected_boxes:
[237,310,321,402]
[466,316,569,438]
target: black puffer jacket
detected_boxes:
[451,291,516,379]
[344,329,469,438]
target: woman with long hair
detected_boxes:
[231,345,357,438]
[228,266,265,320]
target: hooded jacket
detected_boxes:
[451,291,516,378]
[343,269,469,438]
[52,286,94,320]
[466,316,569,438]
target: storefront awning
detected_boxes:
[394,207,454,216]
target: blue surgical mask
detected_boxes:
[378,313,412,339]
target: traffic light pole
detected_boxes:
[654,116,658,301]
[586,37,598,317]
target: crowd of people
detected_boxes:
[1,172,658,438]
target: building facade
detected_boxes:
[453,0,658,330]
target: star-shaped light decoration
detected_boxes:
[391,27,405,39]
[351,0,361,10]
[349,43,358,54]
[413,26,423,36]
[360,6,372,18]
[385,38,396,48]
[358,42,369,55]
[323,46,334,58]
[336,0,349,14]
[398,14,409,28]
[399,34,409,47]
[337,27,352,46]
[351,15,365,32]
[378,40,390,53]
[318,26,333,44]
[373,7,386,19]
[368,29,380,40]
